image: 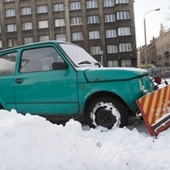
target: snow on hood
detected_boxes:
[83,67,148,82]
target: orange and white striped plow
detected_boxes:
[136,85,170,136]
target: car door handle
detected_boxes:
[15,78,23,84]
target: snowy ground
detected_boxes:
[0,79,170,170]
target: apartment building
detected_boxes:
[0,0,137,67]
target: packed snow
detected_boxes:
[1,79,170,170]
[1,108,170,170]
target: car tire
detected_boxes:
[86,97,128,129]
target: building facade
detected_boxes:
[0,0,137,67]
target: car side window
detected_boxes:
[0,52,17,75]
[20,47,65,73]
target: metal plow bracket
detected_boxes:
[136,85,170,136]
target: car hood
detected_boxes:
[83,67,148,82]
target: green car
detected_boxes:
[0,41,154,128]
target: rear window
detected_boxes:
[0,52,17,75]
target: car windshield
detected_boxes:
[60,43,101,67]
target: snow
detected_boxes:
[1,109,170,170]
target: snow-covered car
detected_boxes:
[0,41,155,128]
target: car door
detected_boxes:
[0,51,17,110]
[14,45,79,116]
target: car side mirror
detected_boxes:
[52,62,68,70]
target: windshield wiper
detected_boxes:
[78,60,101,67]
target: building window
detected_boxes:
[103,0,114,7]
[104,14,115,22]
[70,2,81,10]
[86,0,98,9]
[23,37,33,44]
[53,3,64,12]
[108,60,119,67]
[106,29,117,38]
[8,38,17,47]
[4,0,15,2]
[56,34,66,41]
[7,24,17,32]
[39,35,49,42]
[87,15,99,24]
[55,19,65,27]
[0,40,2,48]
[37,5,48,14]
[38,21,48,29]
[90,46,101,55]
[119,43,132,52]
[116,0,129,4]
[89,31,100,39]
[72,32,83,41]
[21,7,31,15]
[0,26,1,33]
[70,17,82,25]
[22,22,32,30]
[121,59,131,67]
[118,27,131,36]
[107,45,118,53]
[116,11,130,20]
[5,9,15,17]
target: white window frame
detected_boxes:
[8,38,17,47]
[118,27,131,36]
[70,2,81,10]
[116,0,129,4]
[23,37,33,44]
[103,0,114,7]
[55,19,65,27]
[104,14,115,22]
[90,46,101,55]
[87,15,99,24]
[0,40,2,48]
[53,3,64,12]
[37,5,48,14]
[5,9,15,17]
[107,45,118,54]
[7,24,17,32]
[106,29,117,38]
[39,35,49,42]
[56,34,66,41]
[86,0,98,9]
[108,60,119,67]
[38,20,48,29]
[89,31,100,39]
[22,22,32,30]
[119,43,132,52]
[70,17,82,25]
[121,59,131,67]
[72,32,83,41]
[117,11,130,20]
[21,7,31,15]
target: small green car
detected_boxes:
[0,41,154,128]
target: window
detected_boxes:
[37,5,48,13]
[104,0,114,7]
[86,0,98,9]
[117,11,130,20]
[53,3,64,12]
[72,32,83,41]
[55,19,65,27]
[39,35,49,42]
[88,15,99,24]
[0,52,17,75]
[121,59,131,67]
[89,31,100,39]
[118,27,131,36]
[23,37,33,44]
[108,60,119,67]
[8,39,17,47]
[22,22,32,30]
[90,46,101,55]
[21,7,31,15]
[56,34,66,41]
[20,47,65,73]
[116,0,129,4]
[0,40,2,48]
[107,45,118,53]
[70,17,82,25]
[0,26,1,33]
[104,14,115,22]
[106,29,117,38]
[70,2,81,10]
[7,24,17,32]
[119,43,132,52]
[5,9,15,17]
[38,21,48,29]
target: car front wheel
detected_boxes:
[86,97,128,129]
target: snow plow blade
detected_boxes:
[136,85,170,136]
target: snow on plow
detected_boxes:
[136,85,170,136]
